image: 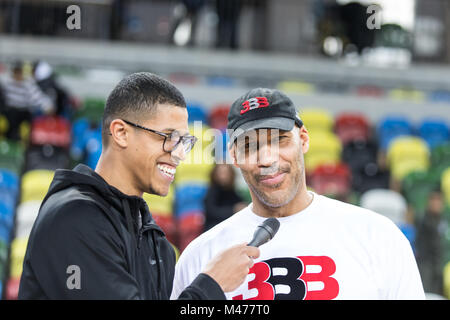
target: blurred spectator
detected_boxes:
[415,188,446,295]
[170,0,207,46]
[204,164,246,231]
[0,61,54,140]
[215,0,242,49]
[32,61,73,118]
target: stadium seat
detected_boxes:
[355,84,385,97]
[5,277,20,300]
[277,80,315,95]
[418,118,449,149]
[387,136,430,181]
[299,109,334,133]
[85,127,102,169]
[342,139,378,173]
[15,201,41,239]
[25,144,70,171]
[30,116,71,148]
[9,237,28,279]
[0,139,25,174]
[20,170,54,203]
[76,97,105,123]
[351,161,390,195]
[152,215,177,246]
[70,117,90,161]
[377,115,412,151]
[0,169,19,197]
[177,212,204,252]
[428,90,450,104]
[174,124,215,185]
[186,103,207,124]
[442,168,450,206]
[0,201,15,237]
[309,163,351,197]
[0,239,8,279]
[389,88,426,102]
[208,104,230,131]
[174,184,208,217]
[360,189,408,226]
[206,76,236,87]
[444,261,450,299]
[335,113,370,145]
[304,131,342,173]
[402,171,438,220]
[143,185,175,217]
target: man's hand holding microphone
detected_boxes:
[202,218,280,292]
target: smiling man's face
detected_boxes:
[232,125,309,208]
[126,104,190,197]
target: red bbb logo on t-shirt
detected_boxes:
[232,256,339,300]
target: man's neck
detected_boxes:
[251,188,313,218]
[95,153,143,198]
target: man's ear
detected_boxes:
[109,119,130,148]
[299,125,310,154]
[228,143,240,169]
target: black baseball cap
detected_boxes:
[227,88,303,144]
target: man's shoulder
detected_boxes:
[36,186,108,230]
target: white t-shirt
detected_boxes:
[171,192,425,300]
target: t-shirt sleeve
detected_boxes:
[377,219,425,299]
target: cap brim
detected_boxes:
[229,117,295,144]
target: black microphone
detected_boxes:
[248,218,280,247]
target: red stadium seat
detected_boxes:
[335,113,370,144]
[31,116,71,148]
[152,214,177,246]
[309,163,351,197]
[177,212,204,252]
[5,277,20,300]
[208,104,230,131]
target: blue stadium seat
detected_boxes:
[206,76,236,87]
[418,118,449,149]
[0,169,19,196]
[187,103,207,124]
[85,127,102,169]
[377,115,412,150]
[174,184,208,217]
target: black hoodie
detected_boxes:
[18,164,225,300]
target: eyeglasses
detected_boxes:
[122,119,197,154]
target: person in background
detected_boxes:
[0,61,53,139]
[415,188,446,295]
[32,60,73,118]
[204,163,247,231]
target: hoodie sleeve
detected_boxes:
[19,199,141,300]
[177,273,226,300]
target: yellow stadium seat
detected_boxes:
[442,167,450,205]
[277,80,315,95]
[444,261,450,299]
[21,170,54,203]
[389,88,426,103]
[143,184,175,217]
[304,131,342,172]
[9,237,28,278]
[387,136,430,166]
[387,136,430,181]
[299,109,334,133]
[175,124,215,185]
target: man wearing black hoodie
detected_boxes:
[18,72,259,300]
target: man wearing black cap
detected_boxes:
[171,88,425,300]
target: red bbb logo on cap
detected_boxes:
[240,97,269,115]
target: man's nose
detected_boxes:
[257,143,279,167]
